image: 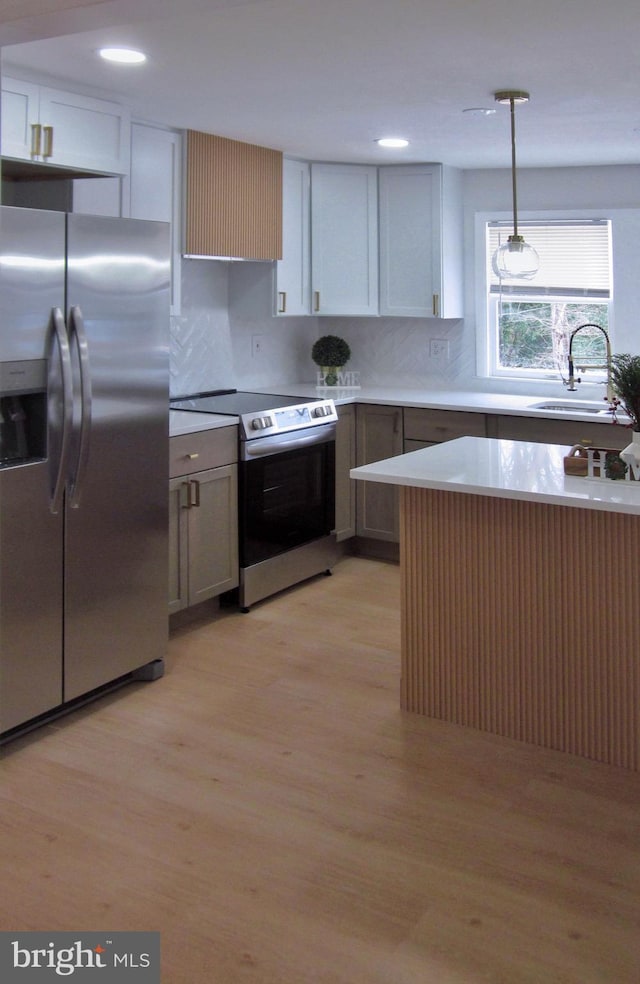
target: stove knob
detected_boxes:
[251,416,271,430]
[313,405,328,418]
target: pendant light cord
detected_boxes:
[509,97,519,239]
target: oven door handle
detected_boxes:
[243,424,335,459]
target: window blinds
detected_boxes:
[488,220,611,296]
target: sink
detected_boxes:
[528,400,613,416]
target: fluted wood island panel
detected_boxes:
[401,486,639,769]
[351,437,640,770]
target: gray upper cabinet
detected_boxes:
[378,164,463,319]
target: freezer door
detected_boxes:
[0,206,66,732]
[0,206,65,363]
[0,462,64,730]
[63,214,170,699]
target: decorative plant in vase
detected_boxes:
[311,335,351,386]
[608,352,640,467]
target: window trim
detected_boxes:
[475,209,615,380]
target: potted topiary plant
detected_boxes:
[311,335,351,386]
[608,352,640,467]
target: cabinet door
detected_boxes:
[275,157,311,315]
[379,165,439,318]
[1,79,130,174]
[130,123,182,314]
[1,77,39,160]
[379,164,463,319]
[335,403,356,541]
[188,465,239,605]
[311,163,378,316]
[38,87,130,174]
[169,465,239,613]
[169,476,190,614]
[72,177,122,217]
[356,404,403,541]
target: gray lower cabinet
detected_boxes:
[169,428,239,614]
[485,413,629,450]
[404,407,487,452]
[356,404,403,542]
[343,403,629,554]
[335,403,357,541]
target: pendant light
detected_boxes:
[492,90,539,280]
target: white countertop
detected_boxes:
[169,385,627,436]
[252,383,625,427]
[169,409,238,436]
[350,437,640,515]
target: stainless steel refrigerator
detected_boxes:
[0,205,170,735]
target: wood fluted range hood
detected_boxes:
[184,129,283,261]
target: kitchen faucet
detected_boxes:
[566,323,614,403]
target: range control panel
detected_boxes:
[242,400,337,439]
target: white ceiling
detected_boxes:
[2,0,640,169]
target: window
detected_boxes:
[484,220,612,380]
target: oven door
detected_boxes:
[240,423,336,568]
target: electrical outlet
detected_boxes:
[251,334,264,358]
[429,338,450,360]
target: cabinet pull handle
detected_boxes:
[313,290,320,312]
[432,293,440,317]
[189,478,201,508]
[186,452,199,460]
[42,125,53,158]
[278,291,287,314]
[31,123,42,157]
[180,481,191,509]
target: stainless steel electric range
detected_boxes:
[171,391,339,609]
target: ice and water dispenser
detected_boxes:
[0,360,47,468]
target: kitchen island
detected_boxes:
[351,437,640,770]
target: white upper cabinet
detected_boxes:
[1,78,39,160]
[275,157,311,316]
[128,122,182,315]
[378,164,463,319]
[310,163,379,317]
[278,160,463,319]
[72,176,122,217]
[1,77,130,175]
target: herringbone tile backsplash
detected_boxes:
[170,258,471,398]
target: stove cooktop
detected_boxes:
[171,391,313,416]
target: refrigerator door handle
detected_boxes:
[68,304,93,509]
[48,306,73,515]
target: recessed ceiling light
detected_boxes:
[463,107,497,116]
[376,137,409,149]
[98,47,146,65]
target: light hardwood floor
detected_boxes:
[2,556,640,983]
